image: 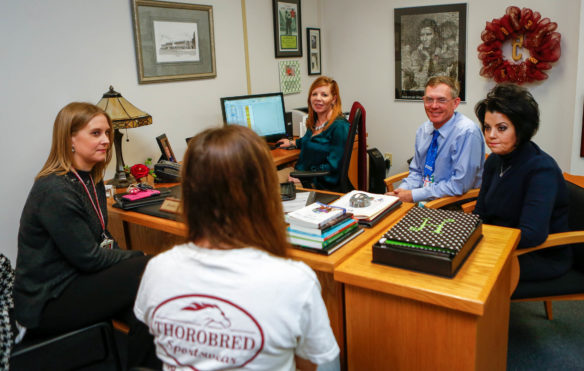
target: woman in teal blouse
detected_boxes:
[278,76,349,189]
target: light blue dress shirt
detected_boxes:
[399,112,485,202]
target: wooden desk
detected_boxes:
[107,196,412,370]
[271,147,300,167]
[334,223,520,371]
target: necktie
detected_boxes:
[423,130,439,185]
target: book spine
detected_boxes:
[288,219,357,240]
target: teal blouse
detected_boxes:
[295,117,350,189]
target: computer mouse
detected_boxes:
[349,193,372,208]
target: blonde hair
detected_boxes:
[306,76,343,131]
[37,102,113,182]
[181,125,289,256]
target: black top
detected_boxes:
[14,170,142,328]
[473,142,572,265]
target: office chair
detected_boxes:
[510,173,584,320]
[290,101,367,192]
[0,255,123,371]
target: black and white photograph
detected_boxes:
[395,4,466,100]
[154,21,199,63]
[307,27,321,75]
[272,0,302,58]
[132,0,216,83]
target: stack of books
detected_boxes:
[331,190,402,227]
[285,202,363,254]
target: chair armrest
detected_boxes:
[461,200,477,213]
[424,188,480,209]
[384,171,409,192]
[514,231,584,256]
[290,170,331,178]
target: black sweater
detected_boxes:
[14,170,142,328]
[473,142,572,264]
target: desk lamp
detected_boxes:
[96,86,152,187]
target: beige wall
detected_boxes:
[324,0,584,176]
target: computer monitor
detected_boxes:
[220,92,290,143]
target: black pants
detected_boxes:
[25,255,160,369]
[518,245,573,281]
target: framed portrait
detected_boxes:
[272,0,302,58]
[307,28,321,75]
[132,0,216,84]
[156,134,177,162]
[394,4,467,101]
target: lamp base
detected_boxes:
[107,171,136,188]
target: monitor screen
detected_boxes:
[220,92,289,143]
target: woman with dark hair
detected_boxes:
[474,83,572,280]
[14,102,158,367]
[403,18,442,89]
[277,76,349,189]
[134,125,339,370]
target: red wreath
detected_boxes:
[477,6,561,84]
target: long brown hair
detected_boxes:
[306,76,343,131]
[181,125,289,256]
[37,102,113,182]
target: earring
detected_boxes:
[72,147,75,153]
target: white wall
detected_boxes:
[324,0,584,176]
[1,0,583,263]
[0,0,321,262]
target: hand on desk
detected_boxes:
[387,188,413,203]
[277,138,296,149]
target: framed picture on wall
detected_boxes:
[307,28,321,75]
[132,0,216,84]
[394,4,467,101]
[272,0,302,58]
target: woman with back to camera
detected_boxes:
[134,125,339,370]
[473,83,572,281]
[14,102,158,368]
[277,76,349,190]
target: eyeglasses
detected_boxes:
[422,97,455,105]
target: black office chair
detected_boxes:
[511,174,584,320]
[290,101,367,192]
[0,254,123,371]
[10,321,122,371]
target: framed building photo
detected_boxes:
[132,0,216,84]
[307,28,321,75]
[394,4,467,101]
[272,0,302,58]
[156,134,177,162]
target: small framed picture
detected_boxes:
[132,0,216,84]
[156,134,177,162]
[272,0,302,58]
[307,28,321,75]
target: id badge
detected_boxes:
[100,237,114,249]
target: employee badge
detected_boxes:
[100,235,114,249]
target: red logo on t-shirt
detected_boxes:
[151,294,264,370]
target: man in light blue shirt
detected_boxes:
[389,76,484,203]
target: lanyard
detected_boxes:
[71,169,105,232]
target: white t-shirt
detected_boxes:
[134,243,339,370]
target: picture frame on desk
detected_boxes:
[131,0,216,84]
[394,4,466,101]
[307,28,321,75]
[156,134,177,162]
[272,0,302,58]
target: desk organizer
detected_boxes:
[372,207,482,277]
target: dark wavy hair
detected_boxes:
[181,125,289,257]
[474,83,539,145]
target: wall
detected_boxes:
[324,0,584,175]
[0,0,321,262]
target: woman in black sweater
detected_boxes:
[14,102,158,367]
[473,83,572,281]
